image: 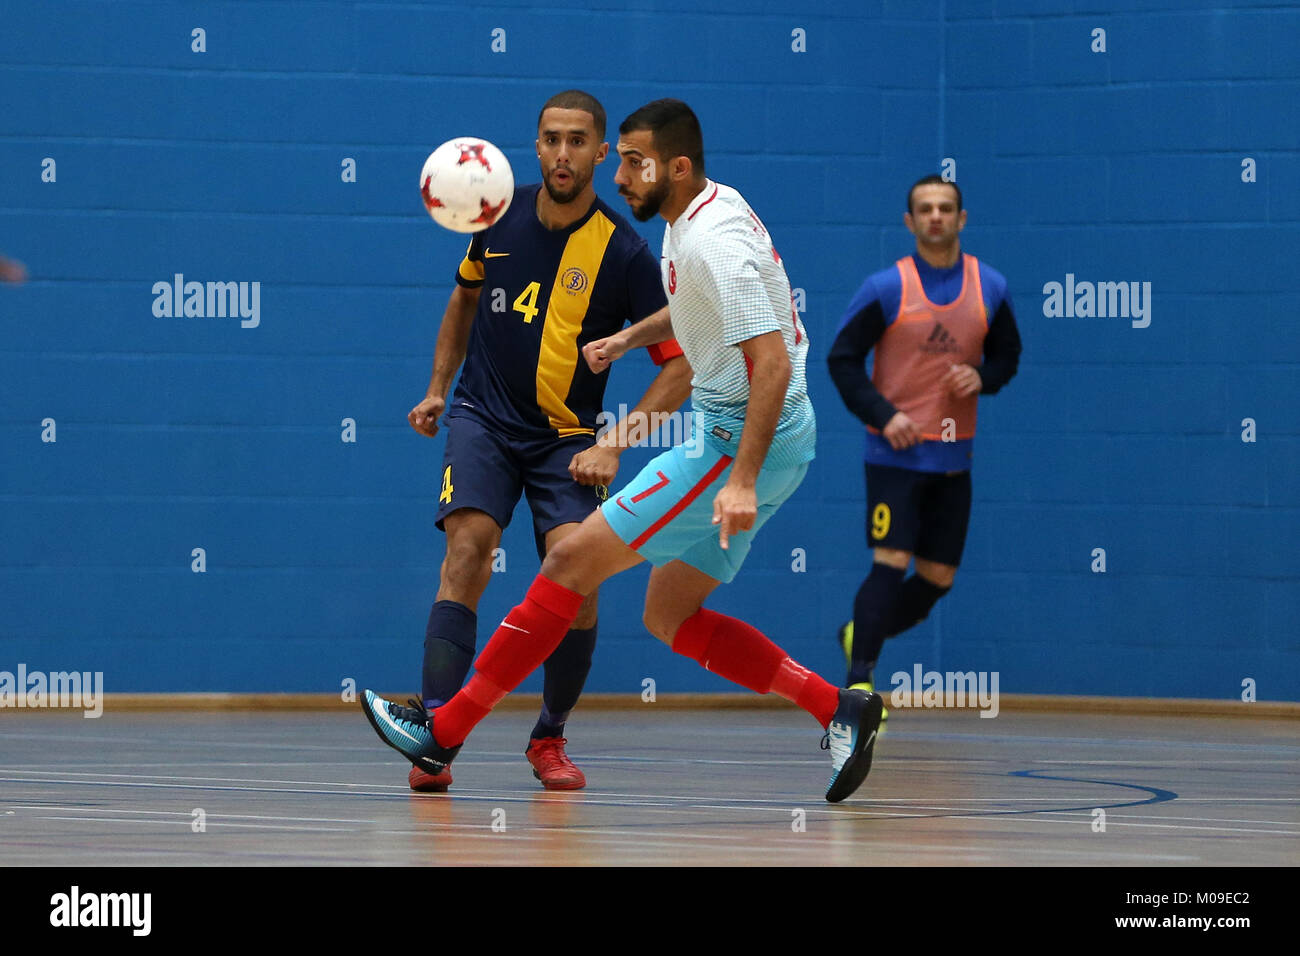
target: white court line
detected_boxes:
[0,769,1261,810]
[680,801,1300,836]
[1030,816,1300,837]
[1029,764,1300,770]
[27,817,576,842]
[0,731,384,754]
[0,775,682,809]
[33,816,359,833]
[4,772,1297,835]
[0,767,1277,811]
[8,805,378,824]
[1105,812,1300,826]
[858,807,1300,837]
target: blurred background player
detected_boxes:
[403,90,690,791]
[827,175,1021,712]
[0,254,28,283]
[364,99,884,804]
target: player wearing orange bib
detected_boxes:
[827,176,1022,702]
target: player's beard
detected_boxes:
[624,176,671,222]
[543,164,591,204]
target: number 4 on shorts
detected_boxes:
[440,465,454,504]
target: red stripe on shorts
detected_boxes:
[630,454,734,551]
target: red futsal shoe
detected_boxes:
[525,737,586,790]
[408,763,452,793]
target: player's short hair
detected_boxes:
[538,90,606,139]
[619,99,705,176]
[908,175,963,214]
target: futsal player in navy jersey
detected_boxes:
[398,90,689,791]
[827,176,1022,712]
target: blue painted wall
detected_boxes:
[2,1,1295,700]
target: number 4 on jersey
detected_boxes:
[513,281,541,324]
[440,465,454,504]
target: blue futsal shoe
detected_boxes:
[360,690,460,776]
[822,687,884,803]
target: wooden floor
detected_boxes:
[2,707,1296,866]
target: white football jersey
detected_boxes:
[661,180,815,469]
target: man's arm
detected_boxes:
[939,298,1022,399]
[582,305,673,373]
[569,355,692,487]
[828,301,923,450]
[712,330,789,549]
[826,301,896,429]
[408,283,481,437]
[976,299,1022,393]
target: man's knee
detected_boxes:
[642,602,681,646]
[873,547,912,571]
[540,532,582,580]
[915,559,957,589]
[573,590,599,630]
[440,524,498,598]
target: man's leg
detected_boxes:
[406,512,504,791]
[517,430,607,788]
[847,547,910,688]
[845,464,922,689]
[422,509,502,710]
[880,557,955,639]
[882,469,970,639]
[847,469,970,692]
[635,460,883,803]
[408,417,522,790]
[431,509,642,749]
[643,561,841,729]
[525,522,600,789]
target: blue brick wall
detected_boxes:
[1,1,1295,700]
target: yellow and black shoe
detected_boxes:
[840,622,888,721]
[848,681,889,723]
[837,621,854,667]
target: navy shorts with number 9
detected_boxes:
[865,463,972,567]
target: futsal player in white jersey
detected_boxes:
[360,99,884,802]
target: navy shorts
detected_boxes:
[865,463,972,567]
[435,413,604,555]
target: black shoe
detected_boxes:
[823,688,884,803]
[360,690,461,776]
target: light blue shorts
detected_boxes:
[601,443,808,583]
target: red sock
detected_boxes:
[434,574,583,746]
[671,608,840,728]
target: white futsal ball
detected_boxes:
[418,137,514,233]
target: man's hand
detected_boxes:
[711,480,757,551]
[942,363,982,399]
[408,394,446,438]
[882,410,923,450]
[582,332,630,374]
[569,443,622,487]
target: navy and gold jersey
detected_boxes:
[451,184,680,439]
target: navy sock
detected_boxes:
[421,600,477,710]
[532,625,597,740]
[848,564,905,685]
[883,575,950,638]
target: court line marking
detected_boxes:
[4,769,1296,836]
[14,793,1293,832]
[7,787,1292,835]
[8,805,377,824]
[32,816,359,833]
[4,767,1296,806]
